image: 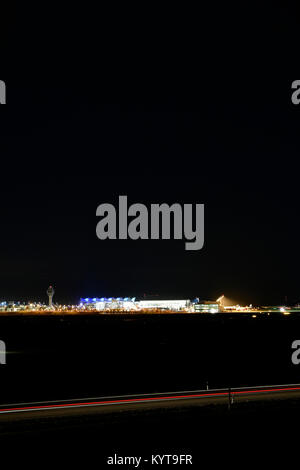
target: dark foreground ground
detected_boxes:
[1,312,300,403]
[1,313,299,466]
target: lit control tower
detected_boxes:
[47,285,55,308]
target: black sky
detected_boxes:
[1,4,300,305]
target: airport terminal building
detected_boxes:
[137,299,191,311]
[79,297,218,312]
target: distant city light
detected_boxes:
[0,292,300,315]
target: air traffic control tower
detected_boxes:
[47,285,55,308]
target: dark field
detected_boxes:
[0,313,299,404]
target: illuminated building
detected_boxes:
[79,297,191,311]
[137,299,191,311]
[194,301,220,313]
[80,297,137,311]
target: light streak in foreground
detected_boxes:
[1,383,300,414]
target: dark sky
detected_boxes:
[1,4,300,305]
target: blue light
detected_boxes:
[101,298,104,301]
[93,298,97,302]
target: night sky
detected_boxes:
[1,5,300,305]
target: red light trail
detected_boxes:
[1,384,300,414]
